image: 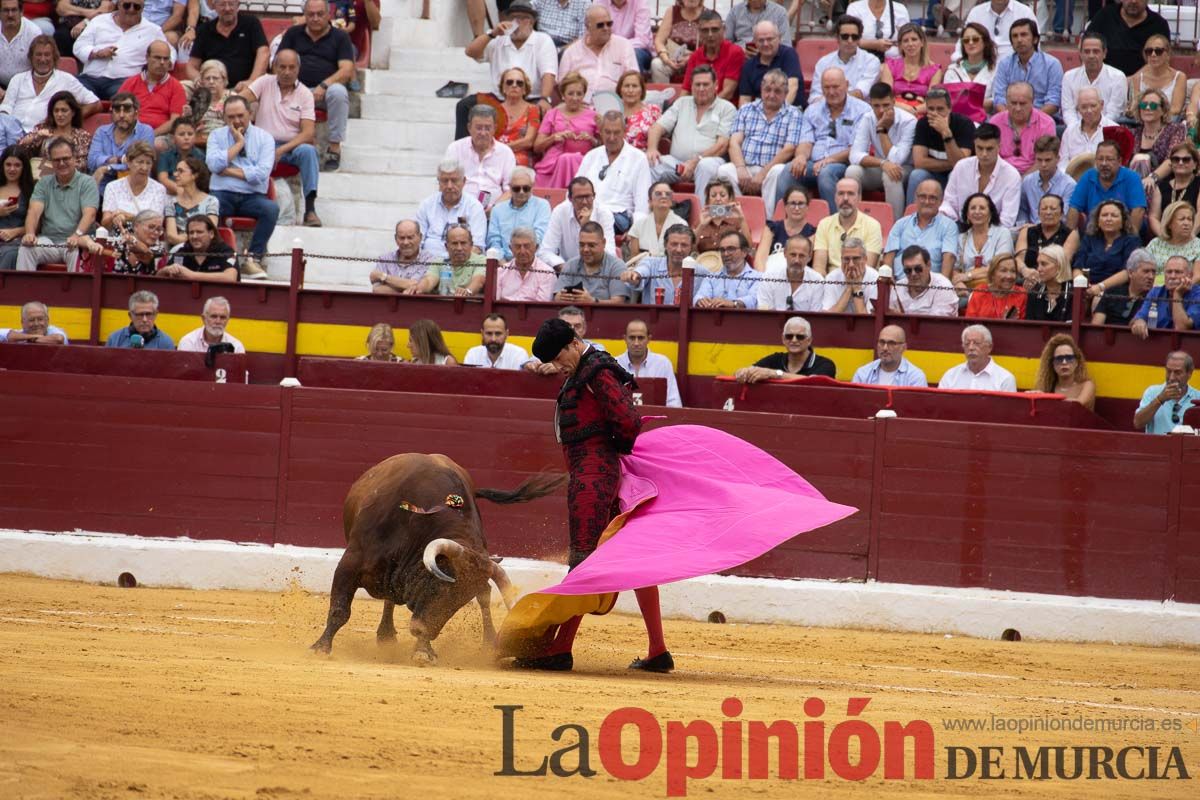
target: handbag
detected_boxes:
[941,81,987,124]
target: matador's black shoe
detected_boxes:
[512,652,574,671]
[628,651,674,673]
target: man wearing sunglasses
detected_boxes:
[888,243,958,316]
[809,15,880,105]
[557,4,637,102]
[486,166,549,259]
[85,91,154,195]
[1084,0,1170,77]
[954,0,1034,63]
[851,325,927,387]
[734,316,836,383]
[1134,350,1199,434]
[73,0,174,100]
[990,19,1061,119]
[1061,32,1127,129]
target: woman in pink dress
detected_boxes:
[619,71,662,151]
[881,23,944,116]
[534,72,598,189]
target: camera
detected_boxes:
[711,204,730,218]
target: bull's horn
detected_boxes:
[423,538,465,583]
[490,560,517,610]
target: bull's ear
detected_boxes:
[490,556,503,564]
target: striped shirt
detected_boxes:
[732,100,803,167]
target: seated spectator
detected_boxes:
[852,324,927,387]
[1,37,100,134]
[21,0,55,39]
[577,110,651,235]
[649,0,701,83]
[532,71,596,189]
[406,318,457,366]
[966,252,1026,319]
[956,0,1034,63]
[614,318,681,407]
[486,165,549,260]
[1058,90,1113,175]
[777,68,871,211]
[155,116,202,194]
[682,9,743,101]
[600,0,653,74]
[811,15,881,104]
[1128,87,1185,188]
[415,223,486,296]
[937,323,1016,392]
[1023,243,1072,322]
[557,4,637,102]
[158,213,236,281]
[186,59,234,148]
[880,23,941,116]
[1033,333,1095,409]
[1091,250,1155,326]
[1147,201,1200,281]
[357,322,401,362]
[0,300,66,343]
[445,104,514,212]
[812,177,882,275]
[1062,32,1126,128]
[846,81,915,221]
[846,0,909,61]
[17,136,98,271]
[890,243,958,316]
[906,86,974,205]
[1075,199,1140,296]
[205,94,277,279]
[755,185,815,269]
[627,180,684,258]
[74,3,173,100]
[757,233,824,311]
[414,159,487,261]
[53,3,112,65]
[617,70,660,151]
[620,222,694,305]
[883,180,957,276]
[0,0,40,89]
[721,70,801,211]
[105,289,174,348]
[1134,350,1198,434]
[726,0,792,47]
[163,156,216,247]
[1126,34,1185,121]
[1018,195,1079,281]
[696,230,759,308]
[1067,140,1146,232]
[823,235,878,313]
[645,65,733,201]
[0,144,32,268]
[87,91,154,196]
[463,312,529,369]
[241,48,322,227]
[1131,255,1200,338]
[736,20,803,107]
[495,67,539,168]
[279,0,354,171]
[954,192,1013,292]
[93,207,164,273]
[140,0,186,45]
[539,175,615,268]
[554,220,628,303]
[535,0,588,49]
[1148,141,1200,240]
[990,19,1061,118]
[733,315,836,381]
[496,225,555,301]
[1017,135,1074,226]
[695,177,750,253]
[989,82,1054,176]
[942,23,997,117]
[100,140,165,229]
[186,0,268,91]
[177,296,245,353]
[370,219,433,294]
[940,122,1020,228]
[118,40,183,136]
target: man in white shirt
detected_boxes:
[74,4,174,99]
[809,14,881,103]
[539,176,616,268]
[845,81,915,221]
[0,0,39,90]
[938,323,1018,392]
[0,300,67,344]
[954,0,1036,62]
[577,110,651,235]
[614,319,681,408]
[852,324,927,387]
[757,233,825,311]
[823,236,879,313]
[176,296,246,354]
[1058,88,1114,173]
[462,313,531,369]
[0,36,100,131]
[1061,31,1127,128]
[889,244,958,316]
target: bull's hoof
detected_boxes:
[310,639,332,654]
[411,648,438,667]
[376,632,398,646]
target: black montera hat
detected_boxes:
[532,317,576,363]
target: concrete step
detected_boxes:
[338,145,445,175]
[359,93,462,123]
[386,46,487,74]
[363,68,492,98]
[311,198,420,230]
[347,117,456,150]
[318,171,433,202]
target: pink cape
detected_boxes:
[540,424,858,595]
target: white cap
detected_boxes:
[485,247,503,261]
[291,237,304,249]
[874,409,898,419]
[682,257,698,271]
[1072,274,1089,289]
[877,264,893,279]
[279,377,302,388]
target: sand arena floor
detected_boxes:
[1,573,1198,799]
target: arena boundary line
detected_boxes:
[2,529,1198,649]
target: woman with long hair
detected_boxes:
[0,145,34,268]
[1076,199,1141,297]
[755,185,817,268]
[649,0,704,83]
[406,319,457,365]
[165,156,219,247]
[954,192,1012,293]
[880,23,943,116]
[942,23,996,114]
[1024,244,1073,322]
[17,91,90,175]
[1034,333,1095,410]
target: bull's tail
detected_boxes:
[475,472,566,505]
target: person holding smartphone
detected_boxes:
[1134,351,1200,434]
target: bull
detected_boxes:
[310,453,564,664]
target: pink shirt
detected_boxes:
[247,75,315,141]
[444,136,516,209]
[496,257,557,301]
[557,34,639,102]
[597,0,653,51]
[989,108,1056,176]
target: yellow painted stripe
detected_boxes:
[0,304,91,341]
[100,309,288,352]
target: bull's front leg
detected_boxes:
[377,600,398,643]
[477,590,497,645]
[311,554,360,654]
[412,637,437,666]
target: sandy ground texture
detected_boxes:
[1,573,1198,799]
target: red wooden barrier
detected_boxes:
[0,343,248,383]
